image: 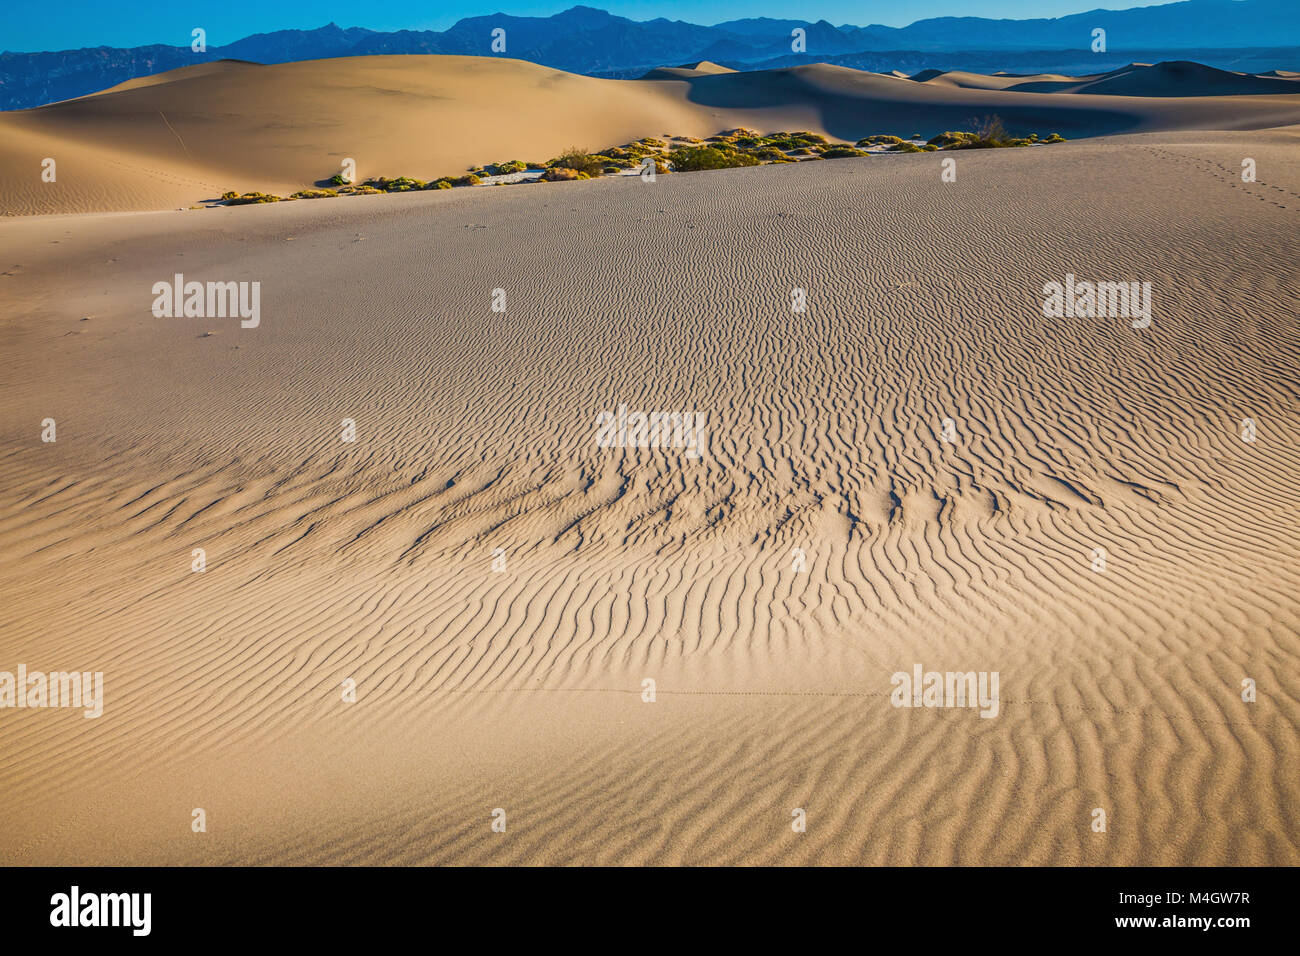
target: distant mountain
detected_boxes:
[2,1,1298,111]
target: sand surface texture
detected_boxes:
[0,62,1297,864]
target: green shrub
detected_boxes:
[889,142,923,153]
[225,192,281,205]
[290,189,338,199]
[480,160,527,176]
[328,173,351,187]
[928,131,975,148]
[220,191,238,201]
[668,146,760,171]
[822,146,868,159]
[1044,133,1066,143]
[552,148,606,177]
[541,166,589,182]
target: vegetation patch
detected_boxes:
[668,146,760,171]
[219,124,1069,206]
[223,191,282,205]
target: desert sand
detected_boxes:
[0,55,1298,865]
[2,55,1299,215]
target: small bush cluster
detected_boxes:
[668,145,760,171]
[223,191,281,205]
[541,166,589,182]
[928,116,1066,150]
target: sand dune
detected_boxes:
[641,60,737,79]
[1,125,1297,864]
[997,61,1300,96]
[4,55,1300,215]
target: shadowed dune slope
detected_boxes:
[3,55,1300,214]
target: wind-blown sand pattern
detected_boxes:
[2,117,1297,864]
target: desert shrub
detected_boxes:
[973,115,1009,144]
[220,191,238,200]
[889,142,923,153]
[479,160,527,176]
[450,174,482,187]
[920,144,939,151]
[363,176,426,192]
[328,173,351,186]
[822,146,868,159]
[668,146,760,171]
[552,148,606,177]
[343,185,383,195]
[290,189,338,199]
[541,166,589,181]
[927,131,975,148]
[1044,133,1066,143]
[427,180,453,189]
[858,134,904,146]
[637,137,666,148]
[225,192,281,205]
[592,154,634,169]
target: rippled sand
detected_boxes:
[1,127,1297,864]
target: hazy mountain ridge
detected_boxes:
[2,1,1297,110]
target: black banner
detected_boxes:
[0,866,1277,943]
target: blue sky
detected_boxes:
[1,1,1174,53]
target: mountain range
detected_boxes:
[2,0,1298,111]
